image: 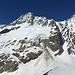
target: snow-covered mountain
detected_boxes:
[0,12,75,75]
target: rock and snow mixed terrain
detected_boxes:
[0,12,75,75]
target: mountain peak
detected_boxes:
[25,12,33,16]
[18,12,34,21]
[10,12,34,25]
[0,12,75,75]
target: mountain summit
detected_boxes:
[0,12,75,75]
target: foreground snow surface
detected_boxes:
[48,43,75,75]
[1,53,75,75]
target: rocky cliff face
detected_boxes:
[0,12,75,75]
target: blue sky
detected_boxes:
[0,0,75,24]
